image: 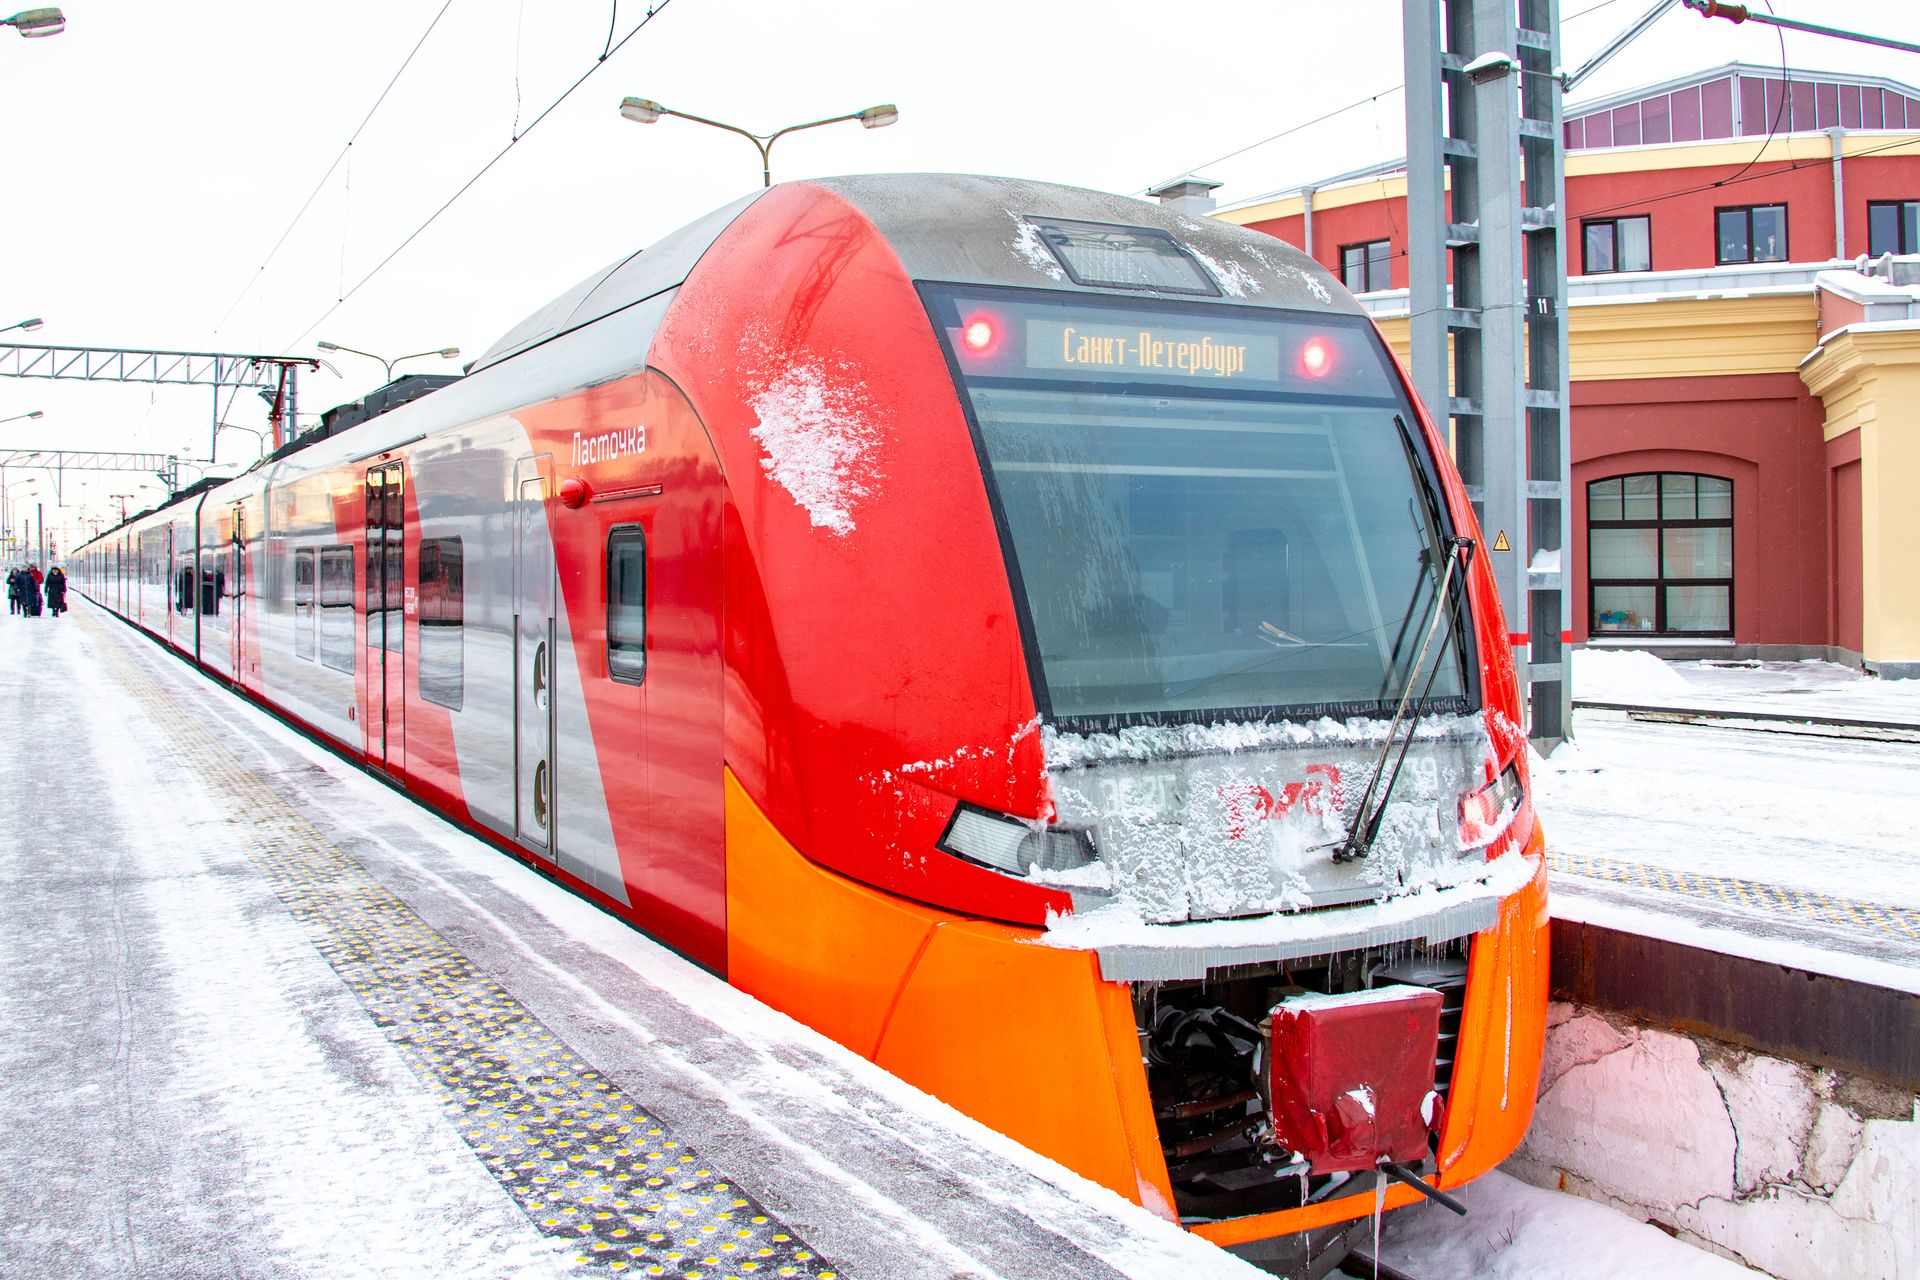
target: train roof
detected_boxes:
[473,174,1352,374]
[817,174,1352,315]
[83,176,1355,552]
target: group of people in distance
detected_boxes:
[7,563,65,618]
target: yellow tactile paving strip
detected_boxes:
[93,621,844,1280]
[1550,848,1920,943]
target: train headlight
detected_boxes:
[938,804,1095,878]
[1458,762,1523,851]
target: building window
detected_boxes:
[607,527,647,685]
[1588,473,1733,637]
[1339,239,1391,293]
[417,537,464,709]
[1867,200,1918,256]
[1715,204,1787,264]
[1581,216,1651,273]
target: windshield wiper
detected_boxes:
[1335,416,1474,863]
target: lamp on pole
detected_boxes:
[0,409,42,426]
[617,98,899,188]
[0,317,43,334]
[1,475,34,562]
[2,8,63,38]
[213,422,267,464]
[316,341,461,383]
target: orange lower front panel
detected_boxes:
[725,769,1174,1212]
[724,768,1551,1243]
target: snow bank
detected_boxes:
[1374,1169,1761,1278]
[1570,647,1695,702]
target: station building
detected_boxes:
[1191,63,1920,677]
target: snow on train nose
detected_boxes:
[1261,985,1444,1175]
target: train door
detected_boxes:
[229,504,246,676]
[362,462,406,777]
[513,456,555,858]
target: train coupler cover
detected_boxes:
[1263,985,1443,1174]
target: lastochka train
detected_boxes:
[76,175,1548,1252]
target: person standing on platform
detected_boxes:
[25,563,43,617]
[44,564,66,617]
[6,566,21,615]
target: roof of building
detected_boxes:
[1213,63,1920,217]
[1565,62,1920,153]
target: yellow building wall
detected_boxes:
[1370,293,1819,383]
[1801,328,1920,668]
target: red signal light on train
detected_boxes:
[1299,336,1335,378]
[961,315,998,353]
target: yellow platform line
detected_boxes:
[1549,848,1920,942]
[90,618,844,1280]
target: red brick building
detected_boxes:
[1200,64,1920,676]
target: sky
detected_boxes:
[1,0,1915,551]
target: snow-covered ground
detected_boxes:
[10,611,1903,1279]
[1573,648,1920,723]
[0,605,1267,1280]
[1541,649,1920,978]
[1362,1169,1764,1278]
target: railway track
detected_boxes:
[1572,699,1920,743]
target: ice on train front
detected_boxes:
[913,223,1544,1231]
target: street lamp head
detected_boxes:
[858,104,900,130]
[619,97,665,125]
[316,340,341,352]
[5,7,64,36]
[437,347,460,359]
[26,410,41,419]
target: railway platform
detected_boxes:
[0,601,1262,1280]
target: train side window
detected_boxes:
[293,549,315,661]
[607,527,647,685]
[318,545,355,673]
[418,536,464,709]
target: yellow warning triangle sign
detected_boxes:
[1491,530,1512,552]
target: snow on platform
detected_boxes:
[1357,1169,1764,1279]
[1542,652,1920,978]
[0,603,1265,1280]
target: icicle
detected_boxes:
[1371,1169,1388,1277]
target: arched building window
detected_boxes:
[1588,472,1733,636]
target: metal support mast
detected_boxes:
[0,343,314,450]
[1403,0,1572,747]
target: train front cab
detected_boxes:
[678,179,1552,1246]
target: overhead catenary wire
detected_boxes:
[1137,0,1648,200]
[278,3,675,353]
[202,0,463,348]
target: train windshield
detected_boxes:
[928,287,1471,725]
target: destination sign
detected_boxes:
[1026,319,1280,381]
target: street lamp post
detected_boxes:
[213,422,267,464]
[316,341,461,383]
[617,98,898,188]
[0,409,43,426]
[2,8,63,38]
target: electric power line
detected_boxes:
[1138,85,1406,197]
[279,2,676,353]
[202,0,463,347]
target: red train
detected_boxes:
[76,175,1548,1255]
